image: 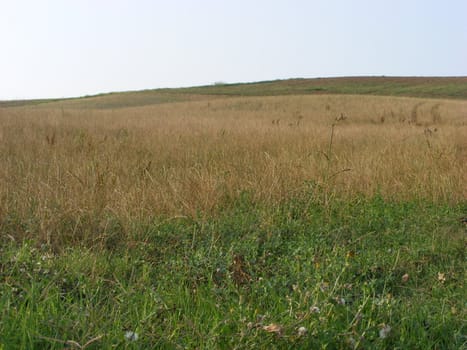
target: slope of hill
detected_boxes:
[1,76,467,109]
[1,76,466,349]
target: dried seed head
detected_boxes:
[262,323,283,336]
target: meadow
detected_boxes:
[0,79,466,349]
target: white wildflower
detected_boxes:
[124,331,139,341]
[401,273,409,283]
[379,324,391,339]
[309,306,320,314]
[336,297,346,305]
[297,326,307,336]
[437,272,446,283]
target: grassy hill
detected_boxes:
[1,78,466,349]
[1,76,467,109]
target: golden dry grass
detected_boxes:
[1,94,466,244]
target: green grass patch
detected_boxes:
[179,77,467,100]
[1,196,465,349]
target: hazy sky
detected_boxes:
[1,0,466,100]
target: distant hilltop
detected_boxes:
[1,76,467,109]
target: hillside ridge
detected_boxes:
[2,76,467,109]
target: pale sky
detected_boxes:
[1,0,466,100]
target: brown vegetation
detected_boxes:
[1,94,466,245]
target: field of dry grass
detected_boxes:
[1,89,466,348]
[1,94,465,246]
